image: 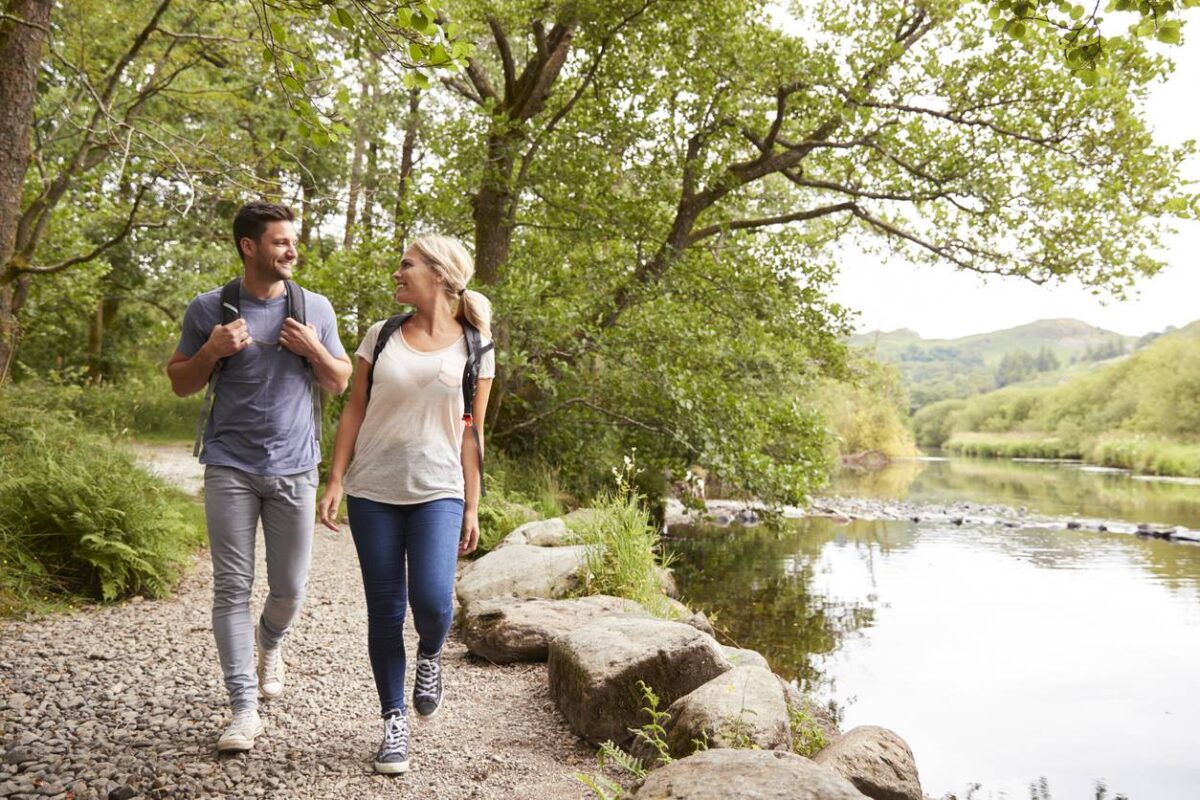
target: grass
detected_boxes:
[0,394,205,615]
[943,432,1083,460]
[943,431,1200,477]
[569,489,674,617]
[474,453,568,555]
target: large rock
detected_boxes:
[548,617,732,749]
[461,595,648,662]
[494,517,573,549]
[664,597,715,636]
[814,726,922,800]
[456,544,588,608]
[721,646,770,671]
[662,666,790,758]
[634,749,870,800]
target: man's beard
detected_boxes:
[256,255,293,282]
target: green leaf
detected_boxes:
[269,21,287,43]
[1157,19,1182,42]
[409,42,426,62]
[282,75,303,94]
[411,11,432,35]
[337,7,355,29]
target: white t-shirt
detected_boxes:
[342,320,495,505]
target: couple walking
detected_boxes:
[166,201,494,773]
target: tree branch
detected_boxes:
[22,185,162,275]
[487,16,516,99]
[688,201,858,244]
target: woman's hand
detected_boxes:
[318,481,344,532]
[459,507,480,556]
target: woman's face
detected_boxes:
[393,247,442,306]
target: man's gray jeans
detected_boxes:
[203,465,317,711]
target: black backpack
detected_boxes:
[365,313,494,494]
[192,277,321,458]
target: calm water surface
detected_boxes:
[669,458,1200,800]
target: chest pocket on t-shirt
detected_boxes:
[437,355,464,388]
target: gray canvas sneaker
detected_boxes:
[412,649,444,719]
[256,623,285,699]
[374,709,410,774]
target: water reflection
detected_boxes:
[832,456,1200,529]
[667,521,878,690]
[670,499,1200,798]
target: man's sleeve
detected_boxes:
[177,296,211,358]
[318,296,347,360]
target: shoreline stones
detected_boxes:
[814,726,922,800]
[455,543,589,607]
[661,665,790,758]
[462,595,648,663]
[548,617,733,749]
[634,749,870,799]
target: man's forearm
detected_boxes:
[167,345,219,397]
[310,348,352,395]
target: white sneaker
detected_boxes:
[217,708,263,752]
[256,625,285,699]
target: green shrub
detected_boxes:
[570,495,673,615]
[0,399,204,609]
[471,453,566,556]
[3,377,196,441]
[1089,435,1200,477]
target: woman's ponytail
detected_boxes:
[455,288,492,340]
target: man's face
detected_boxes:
[243,220,297,281]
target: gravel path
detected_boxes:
[0,444,595,800]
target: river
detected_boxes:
[668,457,1200,800]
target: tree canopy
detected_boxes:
[0,0,1194,502]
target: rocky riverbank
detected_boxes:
[2,444,934,800]
[666,495,1200,543]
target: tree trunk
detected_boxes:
[87,296,104,381]
[362,140,378,236]
[298,145,315,263]
[392,88,421,246]
[0,0,53,384]
[343,70,372,250]
[471,127,522,286]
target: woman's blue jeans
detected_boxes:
[347,495,463,715]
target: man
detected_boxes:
[168,202,351,752]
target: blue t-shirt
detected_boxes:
[178,285,346,476]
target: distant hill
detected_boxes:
[851,318,1144,410]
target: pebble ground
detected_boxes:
[0,444,595,800]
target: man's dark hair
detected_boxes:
[232,202,295,260]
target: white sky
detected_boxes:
[831,43,1200,339]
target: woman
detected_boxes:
[317,234,494,774]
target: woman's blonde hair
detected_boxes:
[408,233,492,339]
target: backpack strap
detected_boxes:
[193,278,243,458]
[194,279,325,460]
[364,315,494,496]
[461,322,494,496]
[285,279,323,447]
[365,313,412,404]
